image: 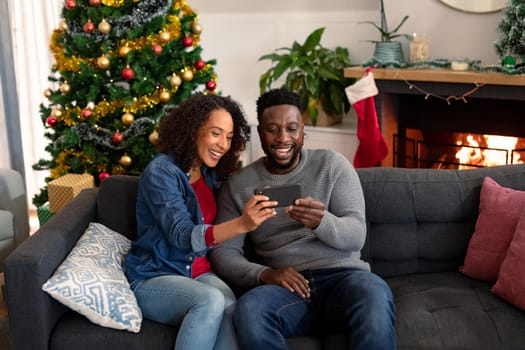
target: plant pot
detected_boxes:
[302,103,343,127]
[373,42,404,63]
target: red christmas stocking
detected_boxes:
[345,71,388,168]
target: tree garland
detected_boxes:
[72,117,155,150]
[363,57,525,75]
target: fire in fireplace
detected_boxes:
[394,129,525,169]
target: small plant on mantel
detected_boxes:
[258,27,354,126]
[361,0,411,62]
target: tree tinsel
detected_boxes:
[33,0,219,207]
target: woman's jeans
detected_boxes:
[131,273,238,350]
[234,268,396,350]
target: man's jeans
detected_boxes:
[131,273,238,350]
[234,268,396,350]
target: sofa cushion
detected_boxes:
[388,272,525,349]
[51,313,177,350]
[492,208,525,311]
[42,222,142,332]
[460,177,525,281]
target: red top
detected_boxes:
[191,176,218,278]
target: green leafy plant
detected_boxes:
[258,27,354,126]
[361,0,411,43]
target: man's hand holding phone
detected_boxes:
[285,197,325,229]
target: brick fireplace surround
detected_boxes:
[344,67,525,168]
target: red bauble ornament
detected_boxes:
[83,20,95,33]
[112,132,124,144]
[182,36,193,47]
[121,66,134,80]
[80,108,92,120]
[194,59,205,70]
[206,80,217,91]
[65,0,76,10]
[98,172,110,181]
[152,44,163,55]
[46,116,58,127]
[89,0,101,6]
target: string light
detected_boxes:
[390,69,485,105]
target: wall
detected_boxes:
[190,0,502,123]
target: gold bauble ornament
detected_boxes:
[148,130,159,144]
[59,20,68,32]
[97,55,110,69]
[169,74,182,87]
[119,154,132,167]
[159,31,171,43]
[60,82,71,94]
[119,45,130,57]
[51,108,63,118]
[121,112,135,125]
[159,90,171,103]
[98,19,111,34]
[182,69,193,82]
[192,22,203,34]
[43,89,52,98]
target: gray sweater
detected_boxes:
[210,149,370,288]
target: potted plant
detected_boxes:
[361,0,411,63]
[258,27,354,126]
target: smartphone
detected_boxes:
[254,184,302,207]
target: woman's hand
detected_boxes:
[238,195,277,232]
[213,195,276,243]
[285,196,325,229]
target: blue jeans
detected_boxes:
[234,268,396,350]
[131,273,238,350]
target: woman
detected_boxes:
[124,94,277,350]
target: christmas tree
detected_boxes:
[33,0,218,207]
[495,0,525,65]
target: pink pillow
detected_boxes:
[460,177,525,281]
[491,208,525,311]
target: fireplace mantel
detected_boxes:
[344,67,525,86]
[344,67,525,166]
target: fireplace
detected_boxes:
[344,67,525,169]
[393,94,525,169]
[394,132,525,169]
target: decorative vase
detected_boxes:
[373,42,404,63]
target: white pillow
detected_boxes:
[42,222,142,332]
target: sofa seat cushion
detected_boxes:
[50,312,178,350]
[388,272,525,350]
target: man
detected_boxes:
[210,88,396,350]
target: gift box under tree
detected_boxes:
[37,202,54,226]
[48,173,95,213]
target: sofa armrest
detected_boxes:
[4,188,98,350]
[0,168,29,248]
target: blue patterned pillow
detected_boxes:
[42,222,142,332]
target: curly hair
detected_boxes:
[256,87,303,122]
[156,93,250,178]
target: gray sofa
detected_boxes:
[5,164,525,350]
[0,168,29,273]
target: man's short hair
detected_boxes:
[256,88,302,121]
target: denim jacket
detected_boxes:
[124,153,218,282]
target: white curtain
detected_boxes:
[7,0,61,208]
